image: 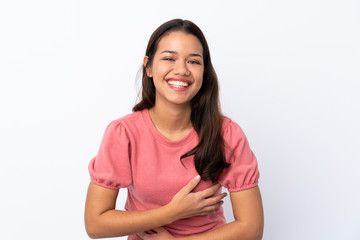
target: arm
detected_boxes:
[141,186,264,240]
[187,186,264,240]
[84,176,227,239]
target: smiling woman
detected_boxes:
[85,19,263,240]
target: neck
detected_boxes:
[149,101,192,140]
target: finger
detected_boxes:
[178,175,201,194]
[204,192,227,206]
[198,184,222,198]
[199,200,224,215]
[197,193,226,211]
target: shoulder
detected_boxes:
[221,115,246,139]
[107,110,144,128]
[103,110,145,137]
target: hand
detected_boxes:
[167,175,227,221]
[138,227,175,240]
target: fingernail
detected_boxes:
[194,175,200,180]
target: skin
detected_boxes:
[85,31,264,239]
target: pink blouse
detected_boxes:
[89,109,259,239]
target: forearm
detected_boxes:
[178,220,263,240]
[178,187,264,240]
[86,204,175,238]
[85,177,226,239]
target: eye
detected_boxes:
[188,60,201,65]
[163,57,175,62]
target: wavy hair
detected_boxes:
[133,19,229,182]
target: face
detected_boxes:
[145,31,204,108]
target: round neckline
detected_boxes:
[141,108,197,147]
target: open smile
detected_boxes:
[166,78,192,91]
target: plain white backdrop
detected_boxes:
[0,0,359,239]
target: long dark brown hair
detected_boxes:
[133,19,230,182]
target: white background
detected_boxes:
[1,0,359,239]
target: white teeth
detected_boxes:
[167,80,189,87]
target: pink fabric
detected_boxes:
[88,109,259,238]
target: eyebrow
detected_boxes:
[160,50,202,58]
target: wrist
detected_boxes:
[162,201,179,224]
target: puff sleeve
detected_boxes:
[88,120,132,190]
[218,120,260,192]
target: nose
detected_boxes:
[173,60,190,76]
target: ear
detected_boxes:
[143,56,152,77]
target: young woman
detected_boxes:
[85,19,264,240]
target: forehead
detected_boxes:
[156,31,203,56]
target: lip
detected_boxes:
[166,78,192,85]
[166,78,192,92]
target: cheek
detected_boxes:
[191,79,203,98]
[195,71,204,87]
[152,63,171,77]
[196,79,203,90]
[198,68,204,79]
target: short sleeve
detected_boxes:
[88,120,132,190]
[218,119,260,192]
